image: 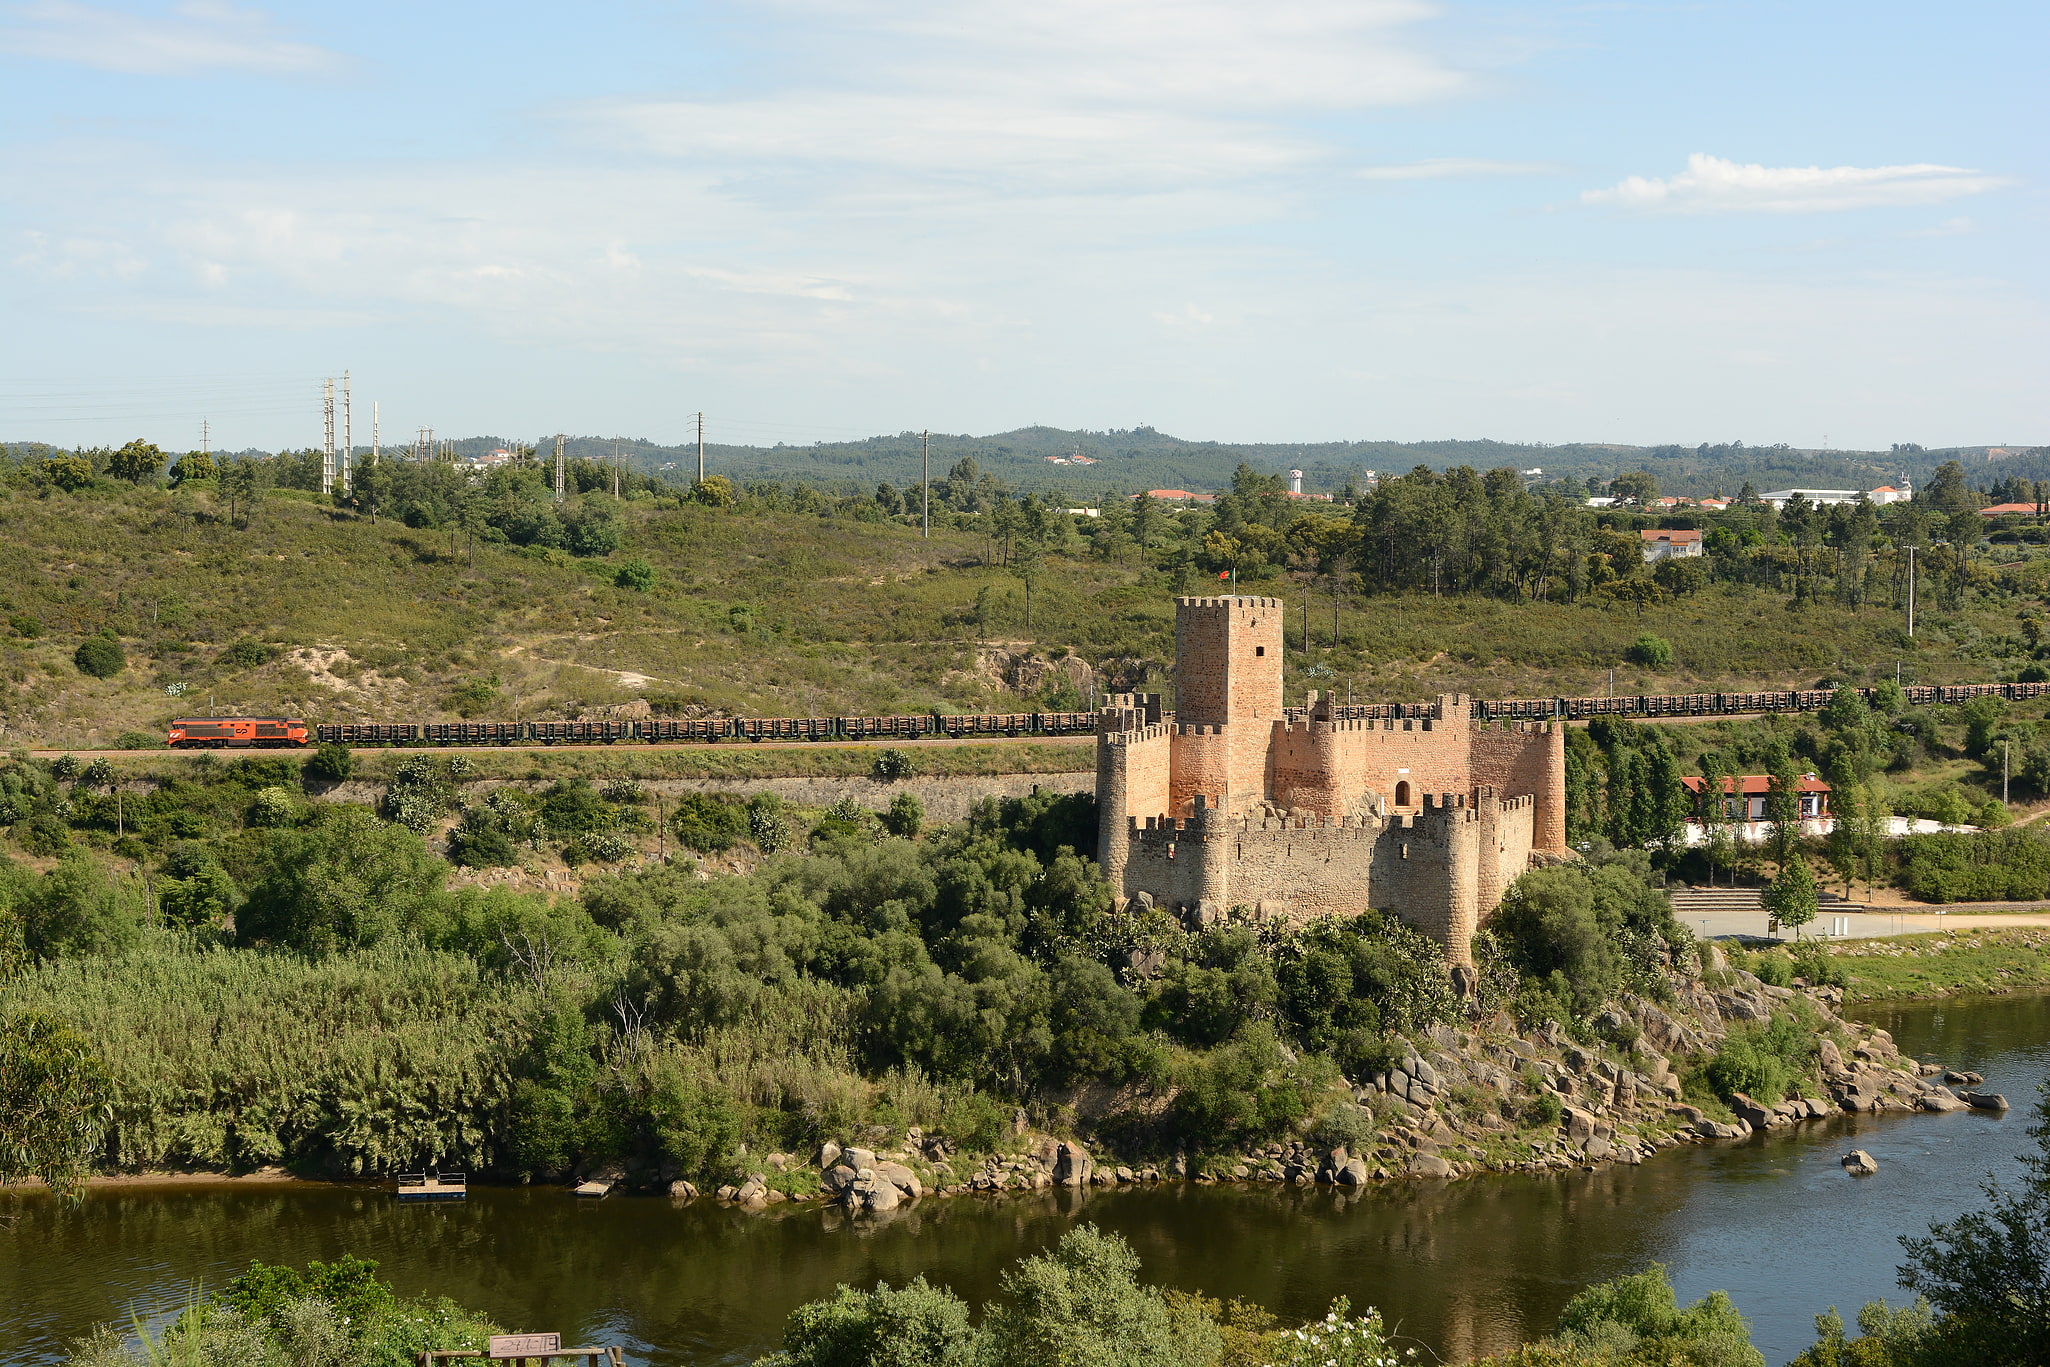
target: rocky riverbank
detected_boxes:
[665,947,2007,1214]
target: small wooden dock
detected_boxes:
[396,1171,468,1202]
[573,1178,613,1199]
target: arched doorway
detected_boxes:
[1394,780,1412,807]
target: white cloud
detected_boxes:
[1584,153,2012,214]
[1907,216,1976,238]
[1356,158,1553,180]
[0,1,340,75]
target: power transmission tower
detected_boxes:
[555,433,566,503]
[340,370,352,492]
[200,419,209,457]
[696,412,705,485]
[921,429,930,540]
[321,378,336,494]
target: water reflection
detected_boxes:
[6,992,2045,1367]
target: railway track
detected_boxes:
[34,681,2041,758]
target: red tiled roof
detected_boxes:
[1978,503,2038,516]
[1640,529,1703,543]
[1681,774,1831,795]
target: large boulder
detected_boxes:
[1960,1091,2011,1111]
[843,1147,878,1173]
[874,1161,924,1198]
[1816,1038,1846,1078]
[1841,1150,1879,1176]
[816,1140,843,1170]
[1317,1146,1349,1183]
[1920,1090,1967,1113]
[1562,1106,1597,1146]
[1336,1157,1370,1186]
[821,1164,859,1193]
[850,1169,903,1213]
[1053,1140,1095,1187]
[1406,1152,1454,1178]
[1730,1093,1775,1129]
[667,1179,698,1201]
[1695,1119,1751,1140]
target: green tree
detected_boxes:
[615,557,657,592]
[1609,469,1660,505]
[303,742,355,784]
[38,454,94,492]
[106,438,165,484]
[235,806,447,952]
[758,1277,978,1367]
[24,849,143,959]
[73,635,126,679]
[0,1011,113,1203]
[1547,1263,1763,1367]
[169,449,216,485]
[1698,751,1737,888]
[1763,852,1818,939]
[1897,1090,2050,1366]
[1626,633,1674,667]
[692,475,737,507]
[980,1225,1220,1367]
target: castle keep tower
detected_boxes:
[1095,594,1570,967]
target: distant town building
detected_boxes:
[1640,529,1704,561]
[1978,502,2040,517]
[1143,489,1215,504]
[1867,483,1913,505]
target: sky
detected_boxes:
[0,0,2042,454]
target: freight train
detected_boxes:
[160,679,2050,751]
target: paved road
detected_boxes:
[1684,909,2050,942]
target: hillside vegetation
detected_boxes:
[4,453,2050,749]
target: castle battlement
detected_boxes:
[1102,721,1175,747]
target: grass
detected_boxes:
[1824,927,2050,1003]
[4,479,2047,750]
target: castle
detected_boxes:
[1094,595,1571,967]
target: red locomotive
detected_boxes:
[167,717,311,749]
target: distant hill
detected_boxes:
[441,429,2023,501]
[6,429,2035,501]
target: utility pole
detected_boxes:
[2004,741,2010,805]
[200,418,209,457]
[321,377,336,494]
[341,370,352,492]
[554,434,566,503]
[696,412,705,485]
[613,440,621,500]
[921,429,930,539]
[371,402,379,465]
[1302,581,1309,652]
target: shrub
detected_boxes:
[222,639,274,670]
[601,778,646,804]
[1898,828,2050,902]
[1167,1021,1324,1152]
[669,792,747,852]
[1751,949,1794,988]
[112,730,162,751]
[614,557,656,592]
[882,791,925,839]
[748,794,791,852]
[1702,1010,1817,1106]
[247,786,302,828]
[303,742,354,784]
[73,636,125,679]
[1548,1263,1763,1367]
[1789,941,1847,990]
[1626,634,1674,667]
[873,748,918,782]
[8,614,41,638]
[447,678,499,718]
[568,828,635,865]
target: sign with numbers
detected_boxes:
[488,1334,562,1358]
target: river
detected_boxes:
[5,991,2045,1366]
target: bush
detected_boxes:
[234,806,447,952]
[73,636,125,679]
[1167,1022,1324,1152]
[1547,1263,1763,1367]
[112,730,162,751]
[748,794,791,852]
[568,828,635,865]
[882,791,925,839]
[1626,634,1674,667]
[614,557,656,592]
[1898,828,2050,903]
[669,792,747,852]
[222,639,274,670]
[1702,1010,1817,1106]
[1789,941,1847,990]
[873,748,918,782]
[9,614,41,638]
[1750,948,1794,989]
[303,742,354,784]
